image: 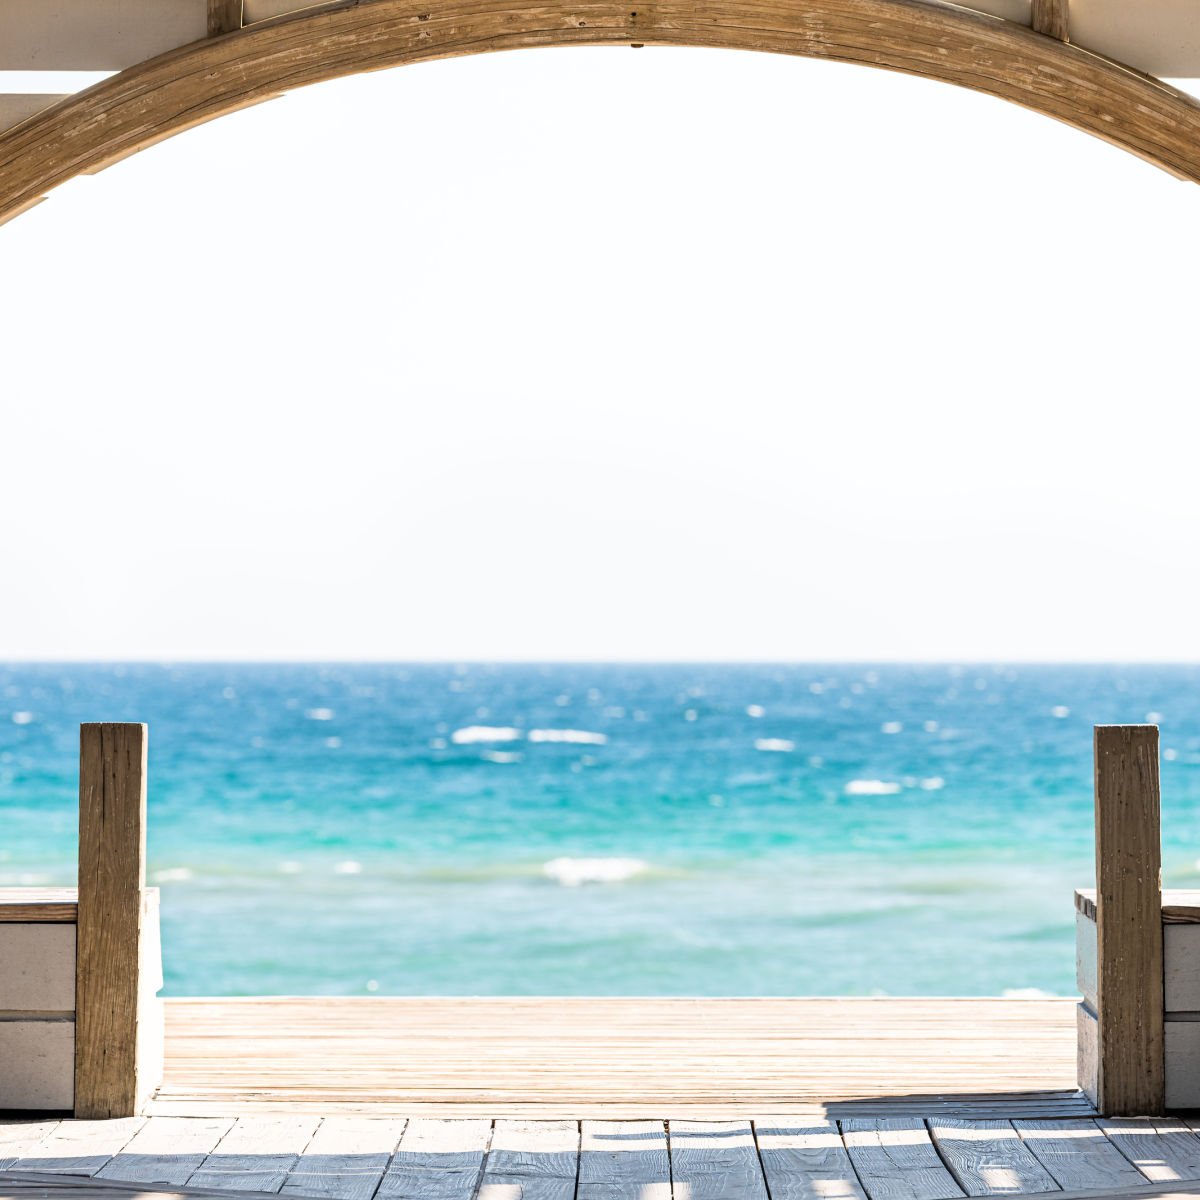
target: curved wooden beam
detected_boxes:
[3,0,1200,226]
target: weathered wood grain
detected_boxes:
[1015,1119,1144,1190]
[1093,725,1164,1116]
[669,1121,768,1200]
[841,1119,963,1200]
[1031,0,1068,40]
[4,0,1200,231]
[578,1121,669,1200]
[476,1120,576,1199]
[96,1119,233,1186]
[0,890,78,923]
[755,1119,866,1200]
[375,1120,490,1200]
[187,1116,318,1192]
[75,723,148,1120]
[207,0,243,35]
[1102,1118,1200,1183]
[927,1118,1057,1194]
[13,1120,146,1176]
[280,1118,406,1200]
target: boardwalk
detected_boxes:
[11,1116,1200,1198]
[151,997,1083,1118]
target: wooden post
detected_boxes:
[75,723,148,1119]
[1032,0,1069,41]
[1093,724,1164,1115]
[207,0,243,36]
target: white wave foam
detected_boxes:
[11,711,33,725]
[1051,705,1070,719]
[755,738,794,753]
[451,725,522,744]
[483,750,522,764]
[920,776,945,791]
[527,729,608,745]
[881,721,903,734]
[306,707,335,721]
[152,867,194,883]
[334,860,362,875]
[746,704,765,718]
[845,780,901,796]
[543,856,647,886]
[1002,987,1056,999]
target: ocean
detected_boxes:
[1,662,1197,997]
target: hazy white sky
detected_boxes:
[1,46,1198,661]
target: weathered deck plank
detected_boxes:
[476,1120,577,1199]
[1015,1120,1145,1190]
[187,1116,319,1192]
[1099,1119,1200,1183]
[755,1119,867,1200]
[577,1121,669,1200]
[280,1118,406,1200]
[669,1121,769,1199]
[841,1118,964,1200]
[95,1118,234,1186]
[375,1120,490,1200]
[12,1121,146,1177]
[927,1119,1057,1195]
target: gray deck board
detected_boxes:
[374,1120,490,1200]
[96,1119,234,1186]
[1100,1119,1200,1183]
[755,1119,867,1200]
[1015,1120,1145,1191]
[187,1116,320,1192]
[280,1118,406,1200]
[577,1121,669,1200]
[841,1118,964,1200]
[927,1119,1058,1196]
[669,1120,769,1200]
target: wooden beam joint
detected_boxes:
[1032,0,1069,42]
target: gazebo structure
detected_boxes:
[4,0,1200,229]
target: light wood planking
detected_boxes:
[755,1119,866,1200]
[927,1119,1057,1195]
[1100,1119,1200,1184]
[0,890,78,923]
[376,1120,490,1200]
[578,1121,669,1200]
[152,997,1083,1118]
[5,0,1200,232]
[187,1116,319,1192]
[1093,725,1164,1116]
[13,1120,146,1176]
[669,1121,769,1199]
[281,1118,406,1200]
[841,1119,964,1200]
[96,1119,234,1186]
[476,1120,577,1200]
[75,723,148,1120]
[1015,1119,1144,1190]
[1030,0,1068,40]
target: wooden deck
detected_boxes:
[12,1115,1200,1199]
[150,997,1086,1119]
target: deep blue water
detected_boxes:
[2,662,1197,997]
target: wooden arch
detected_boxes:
[3,0,1200,226]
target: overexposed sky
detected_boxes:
[1,47,1199,661]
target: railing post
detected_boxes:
[75,722,148,1118]
[1093,724,1164,1115]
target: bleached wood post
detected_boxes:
[75,722,149,1118]
[1093,724,1164,1115]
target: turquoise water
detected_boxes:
[2,663,1198,997]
